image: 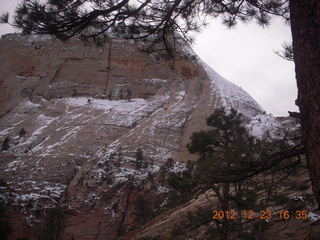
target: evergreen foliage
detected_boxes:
[135,148,148,169]
[0,12,9,24]
[1,137,10,151]
[275,42,294,61]
[19,128,27,138]
[188,108,289,184]
[1,0,289,54]
[164,159,196,208]
[133,195,152,224]
[180,108,305,239]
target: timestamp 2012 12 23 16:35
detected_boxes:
[212,210,308,220]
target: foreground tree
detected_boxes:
[188,108,261,239]
[1,0,319,207]
[185,108,304,239]
[289,1,320,207]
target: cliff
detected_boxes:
[0,34,316,240]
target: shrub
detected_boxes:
[134,195,152,224]
[166,190,181,209]
[1,137,10,151]
[19,128,26,138]
[135,148,148,169]
[167,172,193,194]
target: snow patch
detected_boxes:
[32,114,56,137]
[64,97,147,111]
[171,162,187,173]
[157,186,169,193]
[22,99,41,109]
[200,61,263,118]
[0,127,14,137]
[309,212,320,222]
[246,114,281,139]
[247,114,300,143]
[178,40,263,118]
[145,78,168,85]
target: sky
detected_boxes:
[0,0,298,116]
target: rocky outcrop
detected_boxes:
[0,33,302,240]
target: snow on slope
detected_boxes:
[0,34,302,231]
[64,96,168,127]
[179,39,294,139]
[246,114,282,139]
[200,61,264,118]
[64,97,147,111]
[200,63,297,139]
[179,38,263,118]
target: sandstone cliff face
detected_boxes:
[0,33,290,240]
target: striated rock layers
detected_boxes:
[0,34,277,240]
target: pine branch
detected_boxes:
[0,12,9,24]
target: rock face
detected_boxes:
[0,33,279,240]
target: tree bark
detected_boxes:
[289,0,320,208]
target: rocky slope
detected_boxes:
[0,34,316,240]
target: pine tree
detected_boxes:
[188,108,278,183]
[19,128,26,138]
[135,147,148,169]
[187,108,301,239]
[133,195,152,225]
[1,137,10,151]
[0,1,290,54]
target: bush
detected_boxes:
[102,175,113,185]
[1,137,10,151]
[19,128,26,138]
[168,172,193,194]
[165,158,174,169]
[134,195,152,224]
[135,148,148,169]
[166,190,181,209]
[0,179,7,187]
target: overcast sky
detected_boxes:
[0,0,298,116]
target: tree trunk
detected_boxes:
[289,0,320,208]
